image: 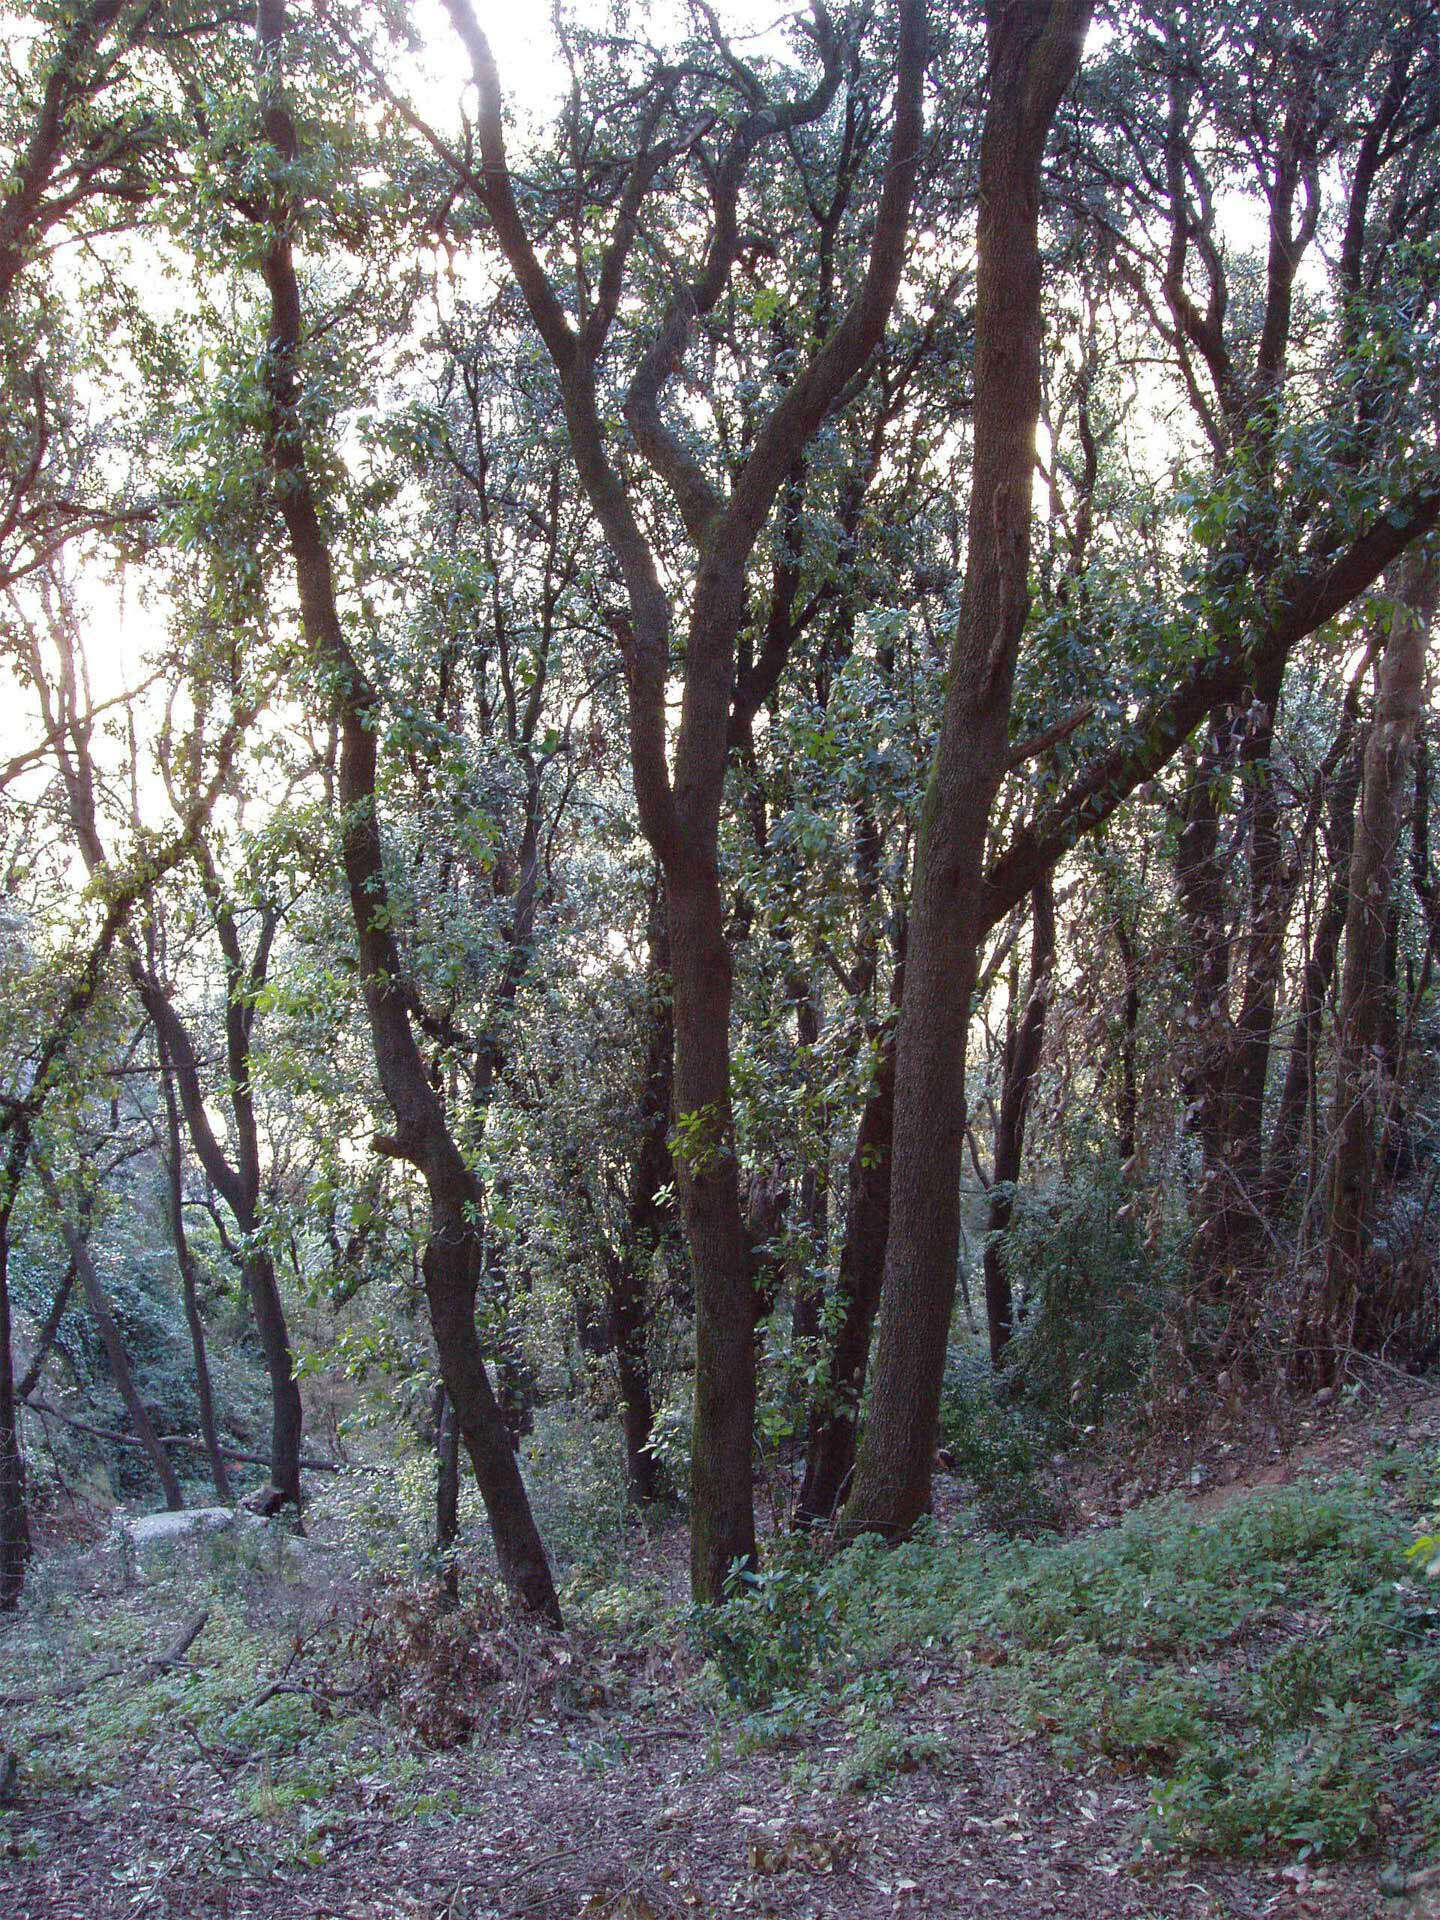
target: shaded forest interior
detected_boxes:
[3,0,1440,1913]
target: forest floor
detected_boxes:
[2,1377,1439,1920]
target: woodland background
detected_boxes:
[2,0,1440,1909]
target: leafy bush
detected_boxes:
[688,1544,842,1707]
[970,1475,1440,1860]
[938,1352,1060,1536]
[1001,1172,1175,1442]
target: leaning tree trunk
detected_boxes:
[16,1257,78,1403]
[251,0,559,1624]
[798,1018,897,1526]
[842,0,1091,1541]
[1313,550,1438,1379]
[982,873,1056,1364]
[36,1169,183,1511]
[158,1051,231,1502]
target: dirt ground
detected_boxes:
[3,1379,1439,1920]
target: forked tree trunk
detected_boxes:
[842,0,1091,1541]
[982,874,1056,1364]
[1313,550,1438,1378]
[451,0,926,1598]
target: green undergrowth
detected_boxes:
[0,1518,386,1850]
[5,1451,1438,1881]
[689,1454,1440,1865]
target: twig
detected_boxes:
[0,1608,210,1709]
[22,1395,351,1473]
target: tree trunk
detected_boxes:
[668,860,759,1599]
[841,0,1090,1541]
[40,1178,184,1511]
[1314,550,1438,1376]
[1174,726,1241,1277]
[1221,656,1291,1217]
[253,0,560,1625]
[0,1186,29,1609]
[1265,722,1365,1207]
[15,1256,78,1404]
[449,0,925,1598]
[982,874,1056,1364]
[158,1052,231,1503]
[237,1246,301,1508]
[435,1386,460,1602]
[602,876,673,1504]
[790,979,829,1346]
[798,1019,896,1525]
[143,981,304,1510]
[1113,911,1140,1164]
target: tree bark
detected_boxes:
[1113,911,1140,1165]
[35,1165,183,1511]
[608,878,672,1505]
[251,0,559,1624]
[158,1045,231,1503]
[982,874,1056,1364]
[0,1174,29,1608]
[1313,550,1438,1376]
[435,1386,460,1602]
[1265,702,1366,1208]
[798,1018,897,1526]
[842,0,1090,1541]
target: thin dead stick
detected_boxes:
[22,1395,351,1473]
[0,1608,210,1709]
